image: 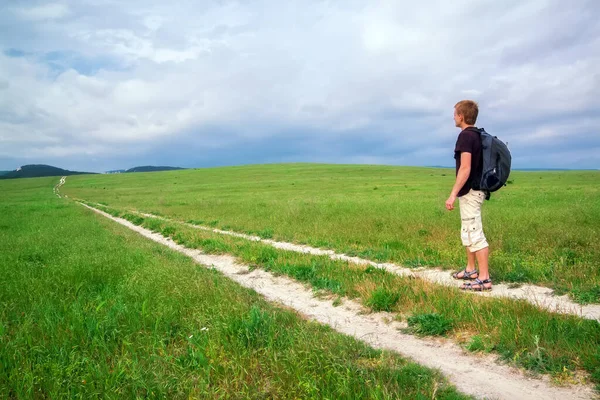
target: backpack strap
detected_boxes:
[476,127,491,200]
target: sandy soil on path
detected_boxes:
[132,211,600,322]
[53,176,66,198]
[79,201,597,400]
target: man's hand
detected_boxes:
[445,195,457,211]
[447,152,471,211]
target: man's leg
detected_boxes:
[471,191,490,287]
[460,190,491,289]
[455,192,479,278]
[453,247,477,279]
[466,246,491,290]
[475,247,490,280]
[466,247,476,271]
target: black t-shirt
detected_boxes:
[454,127,483,197]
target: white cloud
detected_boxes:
[14,3,70,20]
[0,0,598,168]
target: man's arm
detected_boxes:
[445,152,471,211]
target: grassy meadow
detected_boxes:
[63,163,600,303]
[91,203,600,387]
[0,177,470,399]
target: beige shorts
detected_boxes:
[459,189,489,253]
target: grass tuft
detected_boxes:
[466,335,494,353]
[407,313,453,336]
[571,286,600,305]
[366,288,401,312]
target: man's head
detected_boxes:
[454,100,478,128]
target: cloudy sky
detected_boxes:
[1,0,599,172]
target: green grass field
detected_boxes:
[0,177,468,398]
[93,203,600,388]
[3,164,600,396]
[63,163,600,303]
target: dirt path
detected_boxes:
[78,201,596,400]
[53,176,66,198]
[128,211,600,322]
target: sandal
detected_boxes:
[461,278,492,292]
[452,268,479,280]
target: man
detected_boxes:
[445,100,492,291]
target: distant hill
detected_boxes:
[0,164,95,179]
[0,171,10,176]
[106,169,127,174]
[125,166,186,173]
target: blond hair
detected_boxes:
[454,100,479,125]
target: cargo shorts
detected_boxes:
[459,189,489,253]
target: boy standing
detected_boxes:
[445,100,492,291]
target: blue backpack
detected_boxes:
[476,128,512,195]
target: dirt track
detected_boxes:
[78,198,597,400]
[133,210,600,322]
